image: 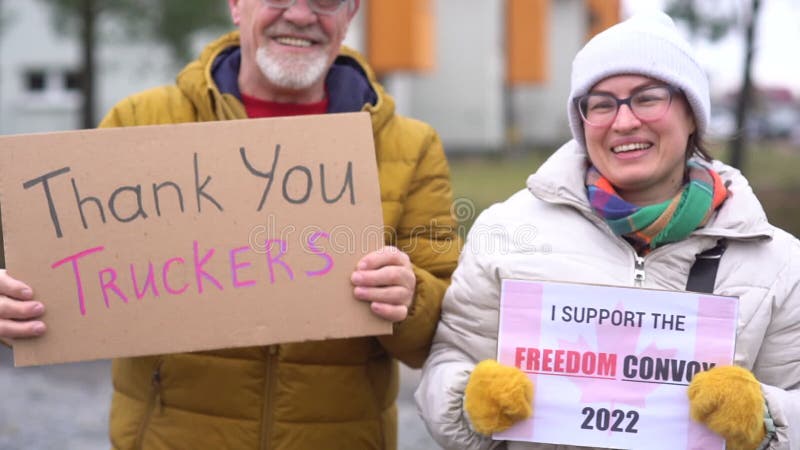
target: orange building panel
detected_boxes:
[506,0,549,85]
[586,0,621,39]
[366,0,434,76]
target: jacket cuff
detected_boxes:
[756,401,776,450]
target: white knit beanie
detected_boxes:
[567,10,710,151]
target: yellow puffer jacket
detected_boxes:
[100,31,461,450]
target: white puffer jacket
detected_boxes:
[415,140,800,450]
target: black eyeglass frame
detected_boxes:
[574,84,682,127]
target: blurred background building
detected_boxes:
[357,0,620,151]
[3,0,798,149]
[0,0,621,151]
[0,1,166,133]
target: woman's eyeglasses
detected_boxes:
[575,85,680,127]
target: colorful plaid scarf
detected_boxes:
[586,161,728,255]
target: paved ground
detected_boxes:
[0,346,440,449]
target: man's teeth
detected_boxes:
[275,37,312,47]
[612,143,650,153]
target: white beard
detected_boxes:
[255,46,330,91]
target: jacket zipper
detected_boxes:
[632,239,710,288]
[633,255,646,287]
[134,359,164,450]
[260,345,279,450]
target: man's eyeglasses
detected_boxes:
[264,0,349,16]
[575,85,680,127]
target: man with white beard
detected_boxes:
[0,0,461,448]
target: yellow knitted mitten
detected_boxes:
[464,359,533,435]
[687,365,766,450]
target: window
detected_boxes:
[64,70,82,91]
[18,67,81,110]
[22,68,82,94]
[25,70,46,92]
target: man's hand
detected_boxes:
[351,246,416,322]
[0,269,45,339]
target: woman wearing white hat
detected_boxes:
[416,11,799,450]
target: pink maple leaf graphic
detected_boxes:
[557,303,678,408]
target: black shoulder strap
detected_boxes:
[686,240,727,294]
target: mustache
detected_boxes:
[265,22,329,44]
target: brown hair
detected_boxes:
[688,133,713,162]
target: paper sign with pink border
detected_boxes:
[495,279,738,450]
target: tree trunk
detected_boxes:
[729,0,760,171]
[79,0,96,129]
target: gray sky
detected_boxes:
[623,0,800,96]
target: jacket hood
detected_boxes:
[527,140,773,241]
[174,31,395,134]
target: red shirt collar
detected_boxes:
[241,93,329,118]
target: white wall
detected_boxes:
[0,1,81,134]
[375,0,505,151]
[413,0,505,151]
[0,2,181,135]
[515,0,584,147]
[371,0,580,152]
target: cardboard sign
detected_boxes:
[0,112,390,366]
[495,279,738,450]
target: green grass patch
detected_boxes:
[447,151,547,232]
[450,152,548,209]
[448,142,800,237]
[712,141,800,236]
